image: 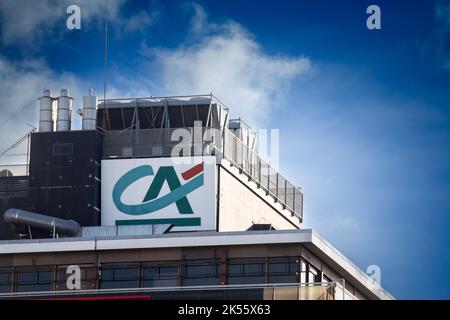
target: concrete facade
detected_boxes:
[217,160,300,231]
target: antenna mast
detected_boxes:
[104,0,108,105]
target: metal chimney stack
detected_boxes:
[56,89,72,131]
[38,89,54,132]
[82,88,98,130]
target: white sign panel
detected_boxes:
[101,156,216,231]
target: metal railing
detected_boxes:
[0,282,335,300]
[102,127,217,159]
[223,128,303,220]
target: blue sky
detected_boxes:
[1,0,450,299]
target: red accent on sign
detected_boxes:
[181,162,204,180]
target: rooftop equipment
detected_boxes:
[38,89,54,132]
[56,89,72,131]
[82,88,98,130]
[4,208,81,237]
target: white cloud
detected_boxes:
[0,0,151,45]
[189,3,209,35]
[0,56,88,164]
[144,4,311,126]
[122,9,156,33]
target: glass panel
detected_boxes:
[244,263,263,276]
[300,272,307,284]
[228,275,265,285]
[159,266,178,278]
[228,259,265,285]
[143,265,179,288]
[268,261,288,274]
[273,287,298,300]
[17,272,36,283]
[228,264,243,275]
[308,264,321,283]
[99,265,139,289]
[0,272,12,293]
[15,270,53,292]
[143,267,158,279]
[267,258,298,284]
[323,274,331,283]
[268,258,297,274]
[301,260,307,271]
[183,261,220,286]
[268,275,299,284]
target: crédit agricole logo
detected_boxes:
[112,162,204,225]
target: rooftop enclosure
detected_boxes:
[0,92,303,240]
[98,94,303,220]
[98,95,227,158]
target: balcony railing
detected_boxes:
[0,282,335,300]
[223,128,303,221]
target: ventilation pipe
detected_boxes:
[4,208,81,237]
[82,88,98,130]
[38,89,54,132]
[56,89,72,131]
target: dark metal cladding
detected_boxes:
[0,176,29,240]
[28,130,102,236]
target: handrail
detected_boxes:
[222,127,303,220]
[0,281,336,299]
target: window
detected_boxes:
[99,264,139,289]
[15,269,53,292]
[183,261,220,286]
[300,260,307,284]
[0,270,12,293]
[53,143,73,156]
[300,258,322,284]
[267,257,298,284]
[322,274,332,284]
[308,264,321,284]
[228,259,265,285]
[143,265,179,288]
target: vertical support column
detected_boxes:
[135,99,140,155]
[205,93,212,128]
[292,188,296,217]
[275,172,279,201]
[258,157,262,188]
[284,179,288,207]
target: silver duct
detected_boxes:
[38,89,54,132]
[82,88,97,130]
[4,208,81,237]
[56,89,72,131]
